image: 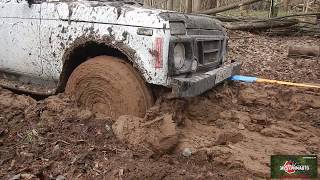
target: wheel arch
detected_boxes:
[56,36,145,93]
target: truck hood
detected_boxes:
[42,1,170,29]
[43,1,223,30]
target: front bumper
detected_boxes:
[170,61,242,97]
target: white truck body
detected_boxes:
[0,0,241,97]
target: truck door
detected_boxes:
[38,1,70,81]
[0,0,41,78]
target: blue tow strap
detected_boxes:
[231,75,257,83]
[230,75,320,89]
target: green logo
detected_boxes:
[271,155,318,179]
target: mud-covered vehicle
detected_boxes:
[0,0,241,118]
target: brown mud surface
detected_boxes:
[0,32,319,179]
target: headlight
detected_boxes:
[173,43,185,69]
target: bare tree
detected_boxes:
[281,0,290,12]
[192,0,201,11]
[167,0,173,10]
[186,0,193,12]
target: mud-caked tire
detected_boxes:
[65,56,154,119]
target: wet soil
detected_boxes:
[0,31,319,179]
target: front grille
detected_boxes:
[196,39,223,66]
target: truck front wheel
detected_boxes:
[65,56,154,119]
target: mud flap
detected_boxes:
[171,62,242,97]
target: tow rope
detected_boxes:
[231,75,320,89]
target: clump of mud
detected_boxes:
[0,88,36,122]
[112,114,178,155]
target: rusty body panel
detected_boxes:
[0,0,240,97]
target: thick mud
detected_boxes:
[65,56,153,119]
[0,32,319,179]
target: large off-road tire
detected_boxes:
[65,56,154,119]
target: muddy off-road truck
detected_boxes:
[0,0,241,118]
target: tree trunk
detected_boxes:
[167,0,173,10]
[143,0,150,7]
[288,46,320,57]
[216,0,220,8]
[193,0,201,12]
[269,0,279,17]
[186,0,193,13]
[282,0,290,12]
[199,0,263,15]
[224,19,298,31]
[317,4,320,26]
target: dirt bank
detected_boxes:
[0,32,319,179]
